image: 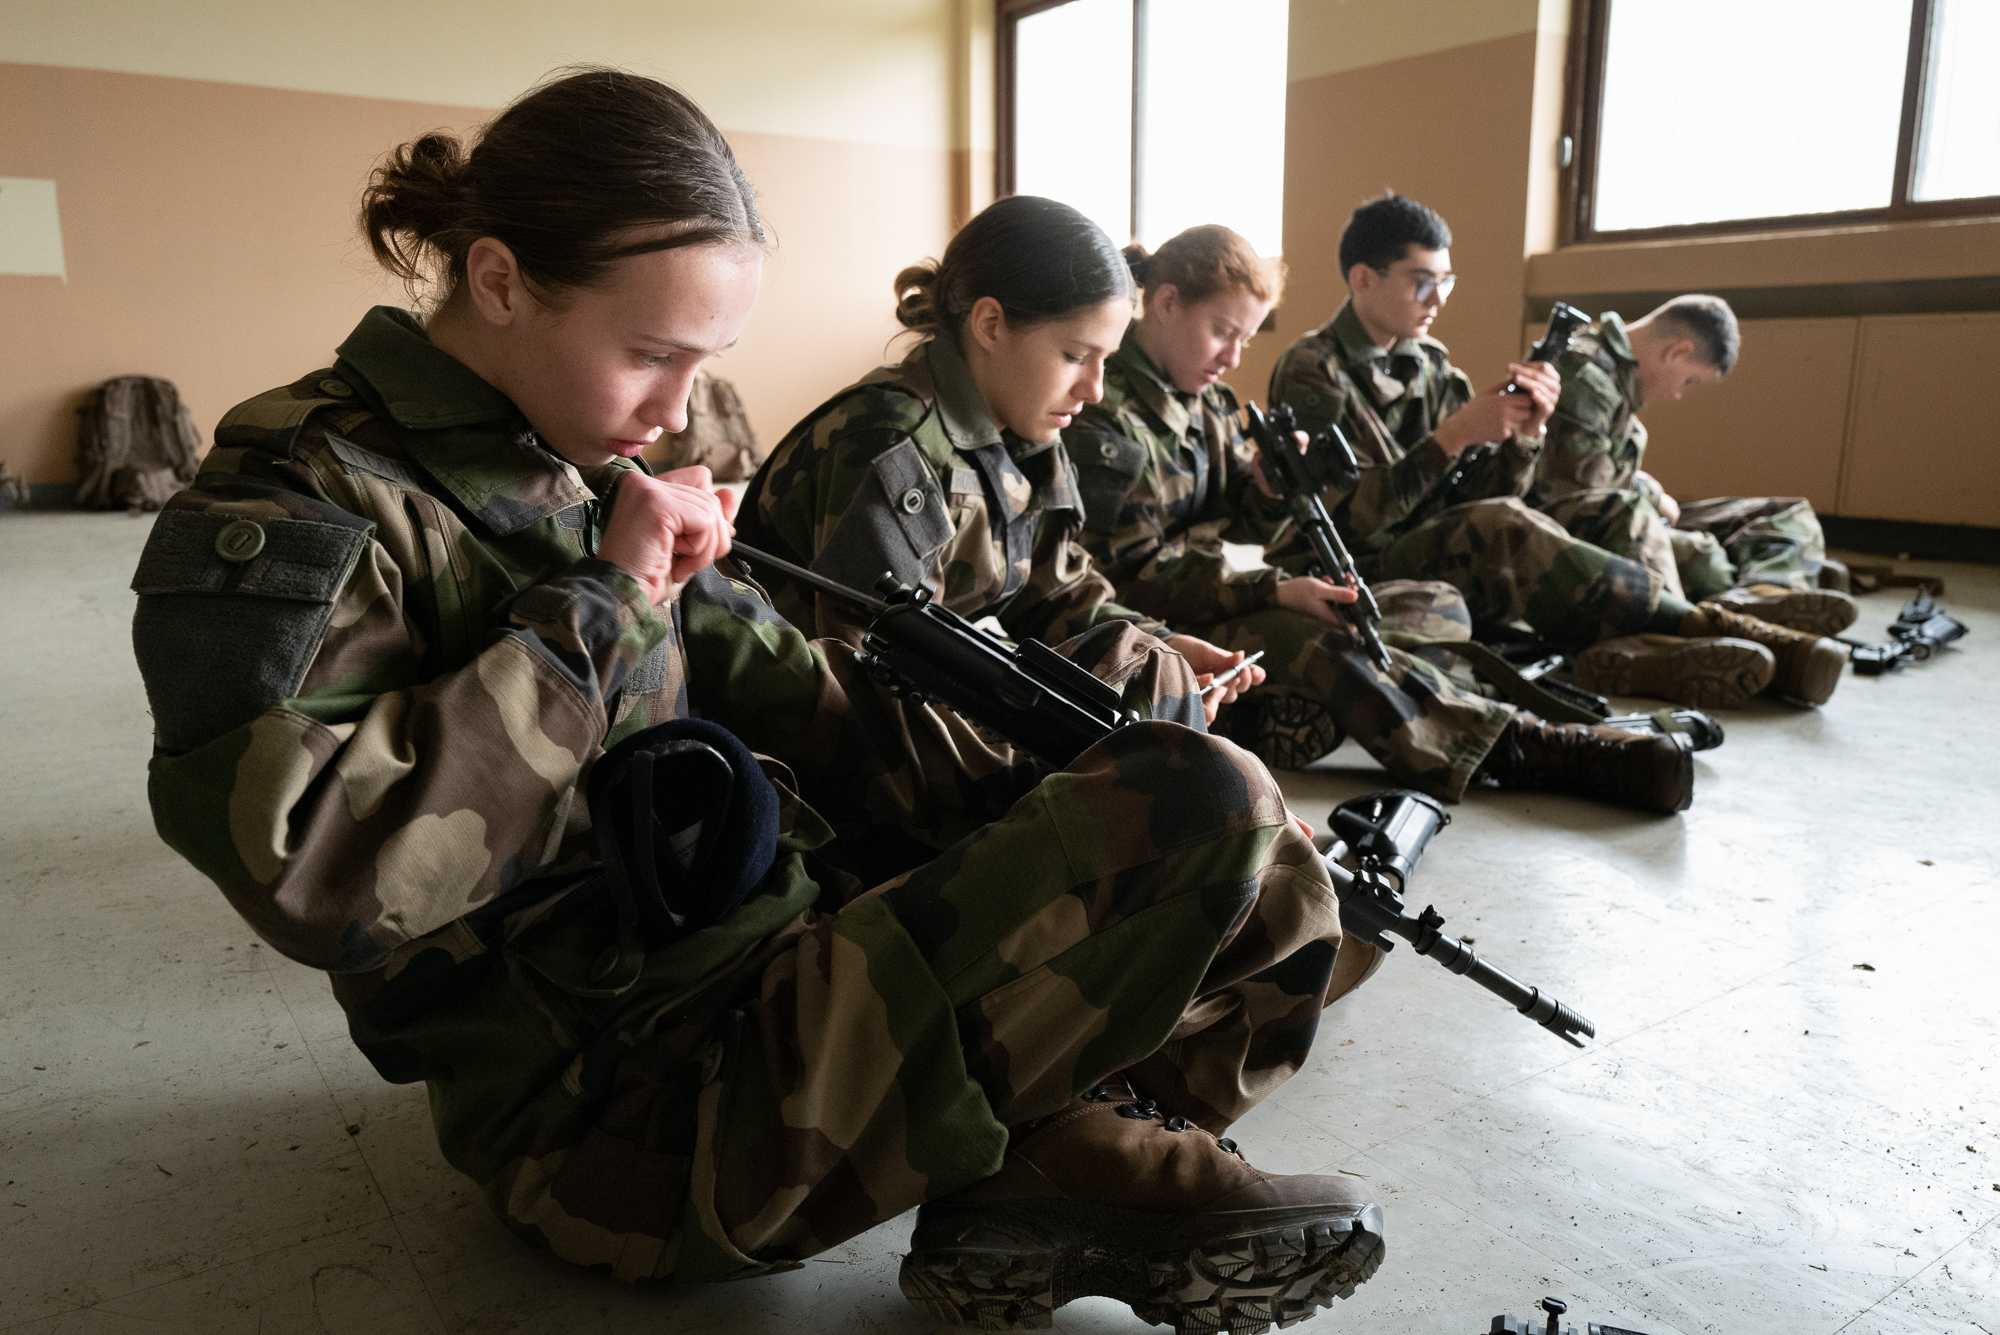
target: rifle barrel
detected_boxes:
[730,542,892,619]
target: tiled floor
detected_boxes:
[2,510,1994,1335]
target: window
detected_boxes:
[1566,0,2000,240]
[999,0,1288,255]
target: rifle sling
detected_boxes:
[1378,633,1603,725]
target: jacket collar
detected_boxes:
[333,307,592,535]
[1325,298,1426,370]
[1109,328,1194,440]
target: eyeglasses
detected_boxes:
[1409,272,1456,303]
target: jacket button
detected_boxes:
[1099,440,1118,461]
[215,518,266,562]
[318,378,355,398]
[900,487,926,514]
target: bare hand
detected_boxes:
[1251,429,1311,499]
[1165,634,1266,725]
[598,465,736,603]
[1271,574,1359,627]
[1432,366,1557,454]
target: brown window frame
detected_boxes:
[1561,0,2000,244]
[995,0,1146,240]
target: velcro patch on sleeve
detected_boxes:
[1068,429,1147,534]
[131,511,372,754]
[810,437,954,592]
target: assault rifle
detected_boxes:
[1491,1295,1656,1335]
[1387,301,1591,538]
[732,544,1594,1047]
[1839,587,1968,676]
[1324,790,1595,1048]
[729,543,1132,770]
[1242,402,1394,670]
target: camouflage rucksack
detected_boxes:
[76,375,203,511]
[647,371,764,481]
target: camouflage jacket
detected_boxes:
[738,334,1164,645]
[1266,299,1538,552]
[1529,312,1665,511]
[132,307,1071,985]
[1061,330,1292,631]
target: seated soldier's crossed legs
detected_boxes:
[1374,497,1673,650]
[1675,496,1856,635]
[1538,487,1683,601]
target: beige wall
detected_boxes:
[1,0,984,488]
[1233,0,1999,529]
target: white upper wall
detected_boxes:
[1288,0,1557,81]
[0,0,964,149]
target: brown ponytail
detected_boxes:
[360,67,766,303]
[891,196,1134,341]
[1129,225,1284,309]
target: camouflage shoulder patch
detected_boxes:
[213,371,351,457]
[810,437,954,592]
[1556,358,1625,431]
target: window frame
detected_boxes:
[1561,0,2000,244]
[995,0,1145,241]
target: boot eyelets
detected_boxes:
[1115,1100,1158,1121]
[1080,1085,1110,1102]
[1216,1137,1243,1158]
[1163,1115,1190,1133]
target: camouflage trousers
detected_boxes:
[1539,490,1830,599]
[1373,497,1668,650]
[1207,580,1513,801]
[352,657,1366,1285]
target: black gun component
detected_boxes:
[1839,586,1967,676]
[729,542,1131,770]
[1502,301,1591,395]
[1324,790,1595,1048]
[1242,401,1394,670]
[1492,1294,1657,1335]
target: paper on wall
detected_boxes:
[0,179,67,282]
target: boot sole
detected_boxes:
[899,1200,1385,1334]
[1771,638,1849,708]
[1716,590,1857,636]
[1574,637,1774,709]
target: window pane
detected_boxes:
[1014,0,1133,242]
[1593,0,1911,231]
[1137,0,1287,256]
[1914,0,2000,202]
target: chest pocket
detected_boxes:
[1068,429,1147,535]
[131,509,372,754]
[811,436,954,593]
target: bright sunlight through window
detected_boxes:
[1013,0,1286,257]
[1914,0,2000,203]
[1593,0,1911,230]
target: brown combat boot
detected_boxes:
[1475,711,1694,813]
[1710,582,1859,635]
[899,1082,1384,1333]
[1680,602,1848,705]
[1571,634,1776,709]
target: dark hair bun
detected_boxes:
[896,195,1133,340]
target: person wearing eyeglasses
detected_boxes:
[1266,193,1847,709]
[1059,223,1698,814]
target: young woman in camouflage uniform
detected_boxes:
[1060,225,1697,813]
[129,72,1394,1332]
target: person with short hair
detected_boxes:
[1530,294,1856,638]
[1060,222,1698,812]
[130,76,1389,1331]
[1268,193,1847,709]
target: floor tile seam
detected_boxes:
[1825,1213,2000,1335]
[0,1298,88,1334]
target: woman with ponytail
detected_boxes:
[127,88,1390,1326]
[1062,224,1700,813]
[740,194,1265,722]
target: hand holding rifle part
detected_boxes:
[1242,401,1394,671]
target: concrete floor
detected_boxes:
[1,509,1995,1335]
